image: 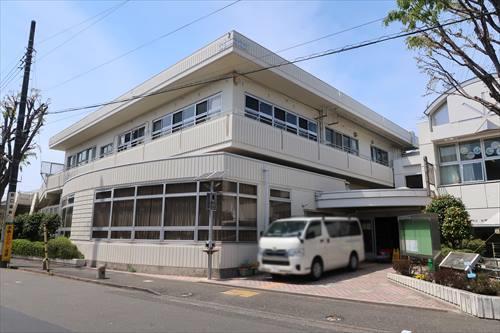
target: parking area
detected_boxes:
[206,263,457,311]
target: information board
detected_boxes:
[398,214,440,258]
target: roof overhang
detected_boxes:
[316,188,430,209]
[50,31,416,151]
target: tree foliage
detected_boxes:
[1,90,49,200]
[13,212,60,241]
[385,0,500,115]
[442,205,471,247]
[425,194,466,227]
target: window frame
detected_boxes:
[371,146,389,166]
[244,93,318,142]
[117,124,146,152]
[324,127,359,156]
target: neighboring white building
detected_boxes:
[395,77,500,236]
[35,31,428,276]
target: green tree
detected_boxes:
[385,0,500,116]
[13,213,60,241]
[442,206,471,247]
[425,194,467,236]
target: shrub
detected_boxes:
[461,238,486,255]
[12,237,83,259]
[393,259,412,276]
[425,195,468,243]
[442,206,471,248]
[14,213,61,241]
[468,274,500,296]
[12,239,45,257]
[47,237,84,259]
[432,268,468,290]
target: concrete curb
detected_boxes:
[387,272,500,320]
[201,280,453,313]
[14,267,162,296]
[13,256,86,267]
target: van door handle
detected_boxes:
[320,239,324,243]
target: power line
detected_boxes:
[37,1,129,45]
[46,15,383,121]
[48,14,478,116]
[46,0,241,92]
[0,59,24,92]
[37,1,129,62]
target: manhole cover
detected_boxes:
[325,314,343,322]
[180,292,193,297]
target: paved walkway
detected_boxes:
[205,263,457,311]
[9,259,456,312]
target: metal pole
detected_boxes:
[207,180,214,280]
[42,223,49,271]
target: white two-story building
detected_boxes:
[395,77,500,240]
[37,31,427,276]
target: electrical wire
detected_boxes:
[37,1,129,62]
[46,0,241,92]
[37,1,129,45]
[48,14,476,116]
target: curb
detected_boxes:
[200,280,454,313]
[14,267,162,296]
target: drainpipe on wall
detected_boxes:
[262,167,270,230]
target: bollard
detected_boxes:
[97,264,106,279]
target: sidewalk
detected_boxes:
[9,258,457,312]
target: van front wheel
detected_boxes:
[310,258,323,281]
[348,253,359,271]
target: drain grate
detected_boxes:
[325,314,343,322]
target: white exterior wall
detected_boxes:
[64,153,345,270]
[417,79,500,227]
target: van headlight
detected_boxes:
[287,248,304,257]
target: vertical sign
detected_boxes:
[1,224,14,261]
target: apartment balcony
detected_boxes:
[44,112,394,193]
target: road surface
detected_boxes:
[1,269,498,332]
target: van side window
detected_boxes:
[305,221,321,239]
[324,221,341,238]
[349,221,361,236]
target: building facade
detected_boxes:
[36,31,422,276]
[395,77,500,236]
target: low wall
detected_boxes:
[387,272,500,320]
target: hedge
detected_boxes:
[12,237,84,259]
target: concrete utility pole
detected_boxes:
[0,20,36,268]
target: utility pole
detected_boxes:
[0,20,36,268]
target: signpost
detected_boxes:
[0,192,16,267]
[398,213,440,259]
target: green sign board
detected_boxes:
[398,214,440,258]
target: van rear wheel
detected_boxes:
[310,258,323,281]
[348,253,359,271]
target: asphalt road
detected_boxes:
[1,269,498,333]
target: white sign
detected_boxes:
[405,240,418,253]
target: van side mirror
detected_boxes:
[259,231,263,237]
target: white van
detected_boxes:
[258,217,365,280]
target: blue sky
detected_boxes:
[1,0,433,192]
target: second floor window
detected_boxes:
[118,126,145,152]
[100,143,113,158]
[152,94,222,140]
[245,95,318,142]
[325,128,359,156]
[438,136,500,185]
[67,147,96,169]
[371,146,389,166]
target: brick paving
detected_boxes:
[205,263,458,311]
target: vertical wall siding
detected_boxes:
[70,190,94,240]
[74,241,218,269]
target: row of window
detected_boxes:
[91,181,260,242]
[152,94,221,140]
[325,127,360,156]
[65,94,222,169]
[306,220,361,239]
[245,95,318,141]
[438,137,500,185]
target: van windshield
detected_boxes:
[263,221,307,237]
